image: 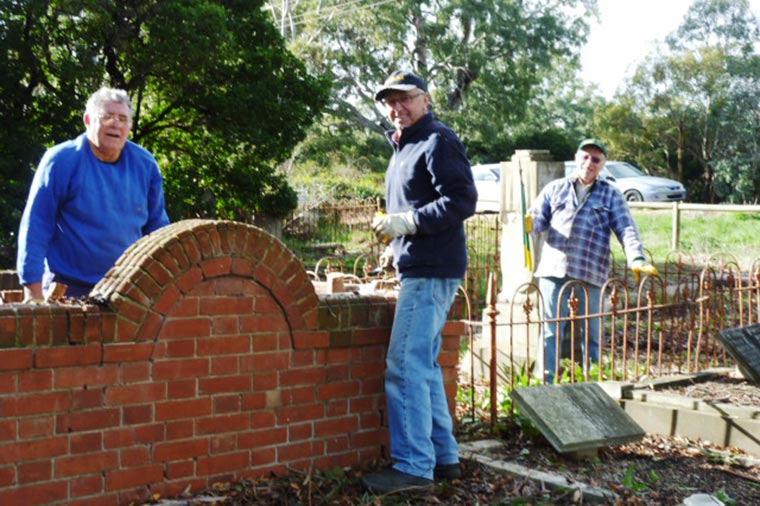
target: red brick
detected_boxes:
[277,440,325,463]
[72,389,106,410]
[213,394,241,414]
[0,466,13,487]
[119,446,151,468]
[249,351,289,371]
[210,355,239,375]
[55,365,119,388]
[196,413,250,435]
[57,408,120,432]
[167,379,197,398]
[165,460,195,479]
[17,369,53,391]
[0,419,16,441]
[317,381,360,400]
[197,335,250,356]
[288,422,313,441]
[279,367,326,387]
[197,451,249,476]
[316,416,359,437]
[103,342,154,363]
[153,358,209,379]
[278,403,324,425]
[198,375,252,395]
[18,460,52,483]
[115,366,148,388]
[154,438,208,462]
[106,464,163,491]
[0,373,15,394]
[155,398,212,421]
[160,317,211,340]
[200,296,253,315]
[165,420,194,440]
[71,432,103,453]
[70,473,104,498]
[0,391,70,416]
[18,416,54,438]
[210,433,236,454]
[57,451,119,478]
[36,343,101,368]
[0,480,68,505]
[123,405,152,425]
[0,349,33,370]
[292,331,330,349]
[166,339,195,357]
[238,427,286,449]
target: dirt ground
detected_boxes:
[144,378,760,505]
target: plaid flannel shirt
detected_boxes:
[528,176,644,287]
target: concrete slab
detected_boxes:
[510,383,645,453]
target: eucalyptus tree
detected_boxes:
[615,0,759,202]
[268,0,599,170]
[0,0,329,269]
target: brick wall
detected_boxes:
[0,220,464,506]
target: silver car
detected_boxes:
[565,161,686,202]
[472,163,502,212]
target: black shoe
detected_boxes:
[361,468,433,495]
[434,463,462,480]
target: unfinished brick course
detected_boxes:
[0,220,464,506]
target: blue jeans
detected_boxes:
[386,277,461,480]
[539,276,601,383]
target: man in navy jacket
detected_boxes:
[362,71,477,495]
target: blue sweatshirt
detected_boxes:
[384,112,477,280]
[17,133,170,287]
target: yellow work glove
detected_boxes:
[632,259,659,282]
[523,214,533,233]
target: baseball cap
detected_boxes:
[577,138,608,157]
[374,71,428,101]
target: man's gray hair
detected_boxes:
[85,87,133,117]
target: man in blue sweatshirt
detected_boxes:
[362,71,477,495]
[17,87,170,301]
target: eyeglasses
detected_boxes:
[382,92,425,108]
[99,113,131,125]
[580,153,604,164]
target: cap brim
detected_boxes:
[375,84,418,101]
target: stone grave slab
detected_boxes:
[717,324,760,384]
[510,383,645,454]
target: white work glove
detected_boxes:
[372,210,417,243]
[379,245,394,270]
[631,258,659,283]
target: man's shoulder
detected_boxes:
[123,141,158,165]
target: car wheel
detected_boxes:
[625,190,644,202]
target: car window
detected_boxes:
[606,163,645,179]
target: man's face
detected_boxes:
[575,146,606,185]
[84,100,132,163]
[381,89,430,131]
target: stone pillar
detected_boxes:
[469,150,566,380]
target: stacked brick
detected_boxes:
[0,220,463,506]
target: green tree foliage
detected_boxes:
[599,0,759,203]
[267,0,599,189]
[0,0,329,267]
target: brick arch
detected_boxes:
[91,219,318,342]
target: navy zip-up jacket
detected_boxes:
[384,112,477,280]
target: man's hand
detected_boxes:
[22,283,44,304]
[632,259,659,283]
[524,214,533,233]
[372,211,417,243]
[379,245,394,270]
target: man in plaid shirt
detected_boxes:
[526,138,657,383]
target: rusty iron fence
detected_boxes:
[463,250,760,423]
